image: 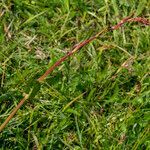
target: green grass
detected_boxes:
[0,0,150,149]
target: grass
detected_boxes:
[0,0,150,149]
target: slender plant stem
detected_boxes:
[0,15,149,132]
[37,28,109,82]
[0,94,29,132]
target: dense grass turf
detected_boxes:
[0,0,150,149]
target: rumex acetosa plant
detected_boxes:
[0,13,149,132]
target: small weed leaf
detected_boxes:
[0,91,22,102]
[0,92,13,102]
[28,81,41,100]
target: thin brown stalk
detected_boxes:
[0,94,29,132]
[111,16,150,30]
[128,17,150,25]
[37,28,108,82]
[111,14,134,30]
[0,15,149,132]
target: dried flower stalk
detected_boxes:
[0,15,149,132]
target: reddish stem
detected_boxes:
[0,15,150,132]
[37,28,108,82]
[128,17,150,25]
[111,17,150,30]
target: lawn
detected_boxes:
[0,0,150,149]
